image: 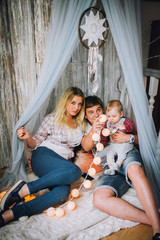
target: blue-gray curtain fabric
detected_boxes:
[102,0,160,206]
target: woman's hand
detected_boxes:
[17,127,31,140]
[17,127,36,149]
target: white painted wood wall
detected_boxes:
[143,68,160,123]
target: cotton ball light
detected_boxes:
[102,128,110,137]
[96,142,104,151]
[93,156,102,165]
[88,167,96,176]
[67,201,76,211]
[92,132,100,142]
[71,188,80,198]
[56,208,65,217]
[47,207,56,217]
[83,180,92,189]
[99,114,107,123]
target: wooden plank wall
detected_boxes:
[0,0,132,169]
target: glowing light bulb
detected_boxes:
[83,180,92,189]
[56,208,65,217]
[99,114,107,123]
[102,128,110,136]
[24,194,36,202]
[93,156,102,165]
[92,132,100,141]
[96,142,104,151]
[71,189,80,198]
[67,201,76,210]
[47,207,56,217]
[88,168,96,176]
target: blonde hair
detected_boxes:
[53,87,86,130]
[106,100,123,113]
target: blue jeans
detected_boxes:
[12,147,81,219]
[95,149,143,197]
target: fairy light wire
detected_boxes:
[44,115,108,216]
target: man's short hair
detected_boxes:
[85,96,104,110]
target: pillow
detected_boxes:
[74,149,103,174]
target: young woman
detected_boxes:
[0,87,85,227]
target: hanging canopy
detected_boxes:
[102,0,160,206]
[0,0,160,207]
[0,0,96,189]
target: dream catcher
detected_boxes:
[78,7,109,93]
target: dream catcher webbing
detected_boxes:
[78,7,109,93]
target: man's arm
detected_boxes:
[81,118,104,152]
[81,130,95,152]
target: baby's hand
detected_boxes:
[117,123,126,130]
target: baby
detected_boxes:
[103,100,135,175]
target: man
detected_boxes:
[78,95,160,240]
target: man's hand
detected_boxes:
[111,130,130,143]
[92,118,105,132]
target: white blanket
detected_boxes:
[0,174,142,240]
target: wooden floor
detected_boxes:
[101,224,152,240]
[0,168,153,240]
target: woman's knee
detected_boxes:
[68,163,81,180]
[53,185,71,203]
[60,185,71,200]
[93,188,114,209]
[65,164,82,184]
[74,163,82,178]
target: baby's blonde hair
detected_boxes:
[53,87,86,130]
[106,100,123,113]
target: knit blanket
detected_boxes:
[0,174,142,240]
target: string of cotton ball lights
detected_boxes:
[46,114,110,218]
